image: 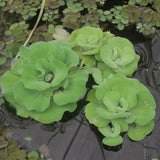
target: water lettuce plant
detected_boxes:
[68,26,105,55]
[0,26,156,147]
[0,40,89,124]
[68,26,139,76]
[99,36,140,76]
[68,26,114,66]
[85,74,156,146]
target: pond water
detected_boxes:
[1,30,160,160]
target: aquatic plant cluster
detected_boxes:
[106,3,160,36]
[0,27,156,147]
[0,0,160,71]
[0,124,46,160]
[1,0,160,34]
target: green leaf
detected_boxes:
[91,68,103,84]
[0,2,6,7]
[94,81,108,102]
[104,11,111,15]
[103,91,120,112]
[100,37,140,75]
[12,46,31,75]
[27,151,39,159]
[13,82,51,112]
[116,119,128,132]
[77,52,96,66]
[0,71,20,103]
[103,68,114,79]
[117,23,125,30]
[85,103,109,127]
[68,26,104,55]
[29,11,37,16]
[97,107,131,120]
[130,91,156,126]
[62,47,79,68]
[111,83,138,109]
[102,135,123,146]
[21,63,51,90]
[24,137,32,141]
[29,101,77,124]
[86,89,97,103]
[54,70,88,105]
[97,62,107,72]
[136,23,143,29]
[114,54,140,75]
[22,58,68,91]
[29,41,72,63]
[121,18,129,24]
[99,121,121,137]
[128,121,154,141]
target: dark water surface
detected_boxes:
[1,31,160,160]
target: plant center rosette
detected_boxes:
[0,40,89,124]
[68,26,114,66]
[85,74,156,146]
[97,36,140,76]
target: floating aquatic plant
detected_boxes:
[128,0,152,6]
[68,26,139,76]
[0,124,46,160]
[68,26,106,55]
[85,74,156,146]
[99,36,140,76]
[3,0,40,20]
[63,0,83,13]
[0,40,89,124]
[1,22,29,66]
[106,3,160,36]
[68,26,114,66]
[1,0,160,37]
[0,25,157,148]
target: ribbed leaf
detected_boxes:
[85,103,109,127]
[13,82,51,112]
[102,136,123,146]
[128,121,154,141]
[0,71,20,103]
[54,70,88,105]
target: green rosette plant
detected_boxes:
[67,26,114,66]
[85,74,156,146]
[0,40,89,124]
[98,36,140,76]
